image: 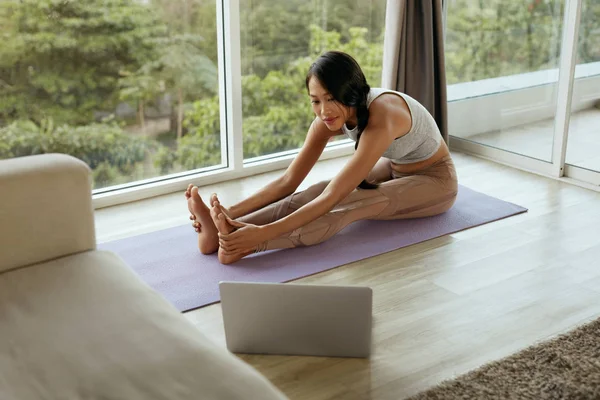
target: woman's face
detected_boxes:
[307,77,355,131]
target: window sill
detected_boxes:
[94,154,351,243]
[92,140,355,210]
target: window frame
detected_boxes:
[92,0,599,210]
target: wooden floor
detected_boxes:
[95,151,600,400]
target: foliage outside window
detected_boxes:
[1,0,598,190]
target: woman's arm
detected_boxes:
[226,118,333,219]
[261,101,405,239]
[226,176,294,219]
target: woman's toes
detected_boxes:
[191,186,202,200]
[191,221,201,232]
[185,184,194,198]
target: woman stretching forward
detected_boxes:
[185,51,458,264]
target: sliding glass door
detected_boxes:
[446,0,600,189]
[445,0,566,163]
[564,0,600,182]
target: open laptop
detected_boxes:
[219,281,372,358]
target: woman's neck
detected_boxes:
[345,110,358,129]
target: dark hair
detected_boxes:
[305,51,378,189]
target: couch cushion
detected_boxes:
[0,154,96,273]
[0,250,286,400]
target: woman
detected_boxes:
[185,51,458,264]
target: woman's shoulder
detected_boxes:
[368,88,409,114]
[367,88,411,114]
[367,89,412,135]
[367,87,386,105]
[367,87,404,104]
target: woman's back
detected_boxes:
[341,88,442,164]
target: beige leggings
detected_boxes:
[240,155,458,252]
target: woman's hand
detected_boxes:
[218,215,271,255]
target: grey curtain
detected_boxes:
[382,0,448,143]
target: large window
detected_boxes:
[446,0,564,86]
[565,0,600,174]
[445,0,600,169]
[5,1,595,201]
[0,0,220,190]
[239,0,387,160]
[445,0,566,162]
[0,0,387,192]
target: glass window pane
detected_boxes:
[565,0,600,173]
[0,0,221,190]
[239,0,387,161]
[446,0,566,163]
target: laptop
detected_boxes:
[219,281,373,358]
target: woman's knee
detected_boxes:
[288,180,330,210]
[439,190,458,213]
[376,178,458,219]
[300,180,329,198]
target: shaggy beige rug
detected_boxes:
[409,317,600,399]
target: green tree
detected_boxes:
[0,118,159,188]
[148,0,219,138]
[578,0,600,63]
[443,0,600,84]
[151,0,219,65]
[152,34,218,139]
[445,0,564,83]
[118,65,164,135]
[0,0,167,126]
[158,25,384,171]
[238,0,386,78]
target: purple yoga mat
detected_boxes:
[99,185,526,312]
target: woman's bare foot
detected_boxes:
[184,183,194,201]
[187,186,219,255]
[210,201,254,264]
[210,193,219,208]
[210,199,236,236]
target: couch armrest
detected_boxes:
[0,154,96,273]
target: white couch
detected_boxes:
[0,153,287,400]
